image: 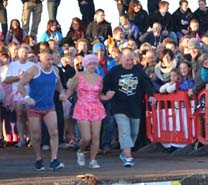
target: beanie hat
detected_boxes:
[82,54,99,67]
[92,42,105,53]
[188,38,201,50]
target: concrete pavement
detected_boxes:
[0,147,208,184]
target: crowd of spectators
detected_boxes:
[1,0,208,169]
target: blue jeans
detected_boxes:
[21,2,42,38]
[78,0,95,27]
[47,0,61,20]
[0,5,7,39]
[114,114,140,149]
[101,102,115,149]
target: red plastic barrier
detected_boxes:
[146,91,197,144]
[195,85,208,145]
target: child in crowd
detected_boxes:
[178,61,195,91]
[159,69,180,93]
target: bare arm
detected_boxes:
[100,79,115,101]
[18,66,37,97]
[3,76,21,84]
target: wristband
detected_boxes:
[24,95,30,100]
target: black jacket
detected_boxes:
[194,7,208,35]
[128,9,149,34]
[173,8,193,32]
[150,11,173,32]
[86,20,112,43]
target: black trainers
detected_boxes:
[35,159,45,171]
[0,138,5,148]
[49,159,64,171]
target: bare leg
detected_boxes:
[90,121,102,161]
[77,121,91,152]
[15,104,26,143]
[44,110,59,160]
[28,116,41,160]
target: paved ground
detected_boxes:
[1,146,208,184]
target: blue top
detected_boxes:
[178,78,195,91]
[95,56,116,78]
[39,31,63,54]
[29,65,58,110]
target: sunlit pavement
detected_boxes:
[0,147,208,184]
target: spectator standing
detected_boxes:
[21,0,43,40]
[147,0,161,19]
[47,0,61,21]
[77,0,95,28]
[114,0,131,16]
[0,0,8,41]
[18,50,65,171]
[103,48,156,167]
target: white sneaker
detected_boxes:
[89,160,100,169]
[77,150,85,166]
[42,145,50,151]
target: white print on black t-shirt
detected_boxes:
[118,74,138,96]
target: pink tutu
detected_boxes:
[1,83,12,108]
[6,90,25,111]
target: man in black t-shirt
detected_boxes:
[103,48,156,167]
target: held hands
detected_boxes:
[100,90,115,101]
[105,90,115,100]
[59,93,68,102]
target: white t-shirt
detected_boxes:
[6,60,34,91]
[0,64,9,82]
